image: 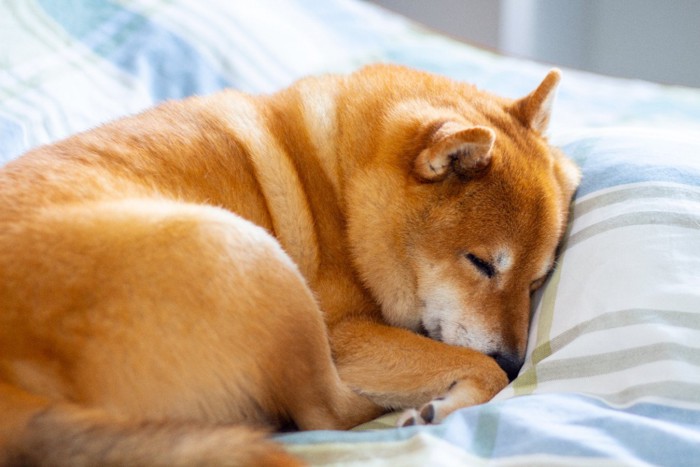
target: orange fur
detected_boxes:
[0,64,579,464]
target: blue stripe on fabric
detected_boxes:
[562,139,700,197]
[442,393,700,466]
[36,0,231,100]
[576,162,700,198]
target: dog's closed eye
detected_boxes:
[465,253,495,278]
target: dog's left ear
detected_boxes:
[414,123,495,182]
[511,69,561,133]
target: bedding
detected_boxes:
[2,0,699,465]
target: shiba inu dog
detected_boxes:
[0,64,580,466]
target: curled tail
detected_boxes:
[1,386,303,467]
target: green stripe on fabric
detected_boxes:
[533,343,700,383]
[574,185,700,219]
[530,309,700,364]
[515,309,699,395]
[601,381,700,406]
[568,211,700,247]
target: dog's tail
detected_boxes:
[1,384,304,467]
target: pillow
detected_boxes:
[496,126,700,407]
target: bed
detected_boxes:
[2,1,699,465]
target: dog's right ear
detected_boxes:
[414,123,495,182]
[511,69,561,133]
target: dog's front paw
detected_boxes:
[396,380,487,427]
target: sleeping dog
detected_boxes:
[0,64,579,465]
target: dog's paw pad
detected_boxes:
[402,417,417,427]
[419,398,452,424]
[397,409,425,427]
[419,403,435,423]
[397,380,483,427]
[424,381,482,424]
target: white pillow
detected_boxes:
[496,127,700,409]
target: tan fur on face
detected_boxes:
[0,64,579,463]
[344,68,578,356]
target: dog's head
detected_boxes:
[346,66,580,380]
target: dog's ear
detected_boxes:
[511,68,561,133]
[414,123,495,182]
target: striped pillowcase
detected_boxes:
[496,127,700,409]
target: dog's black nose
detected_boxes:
[489,352,523,382]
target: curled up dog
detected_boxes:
[0,64,580,465]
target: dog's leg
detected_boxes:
[330,319,508,425]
